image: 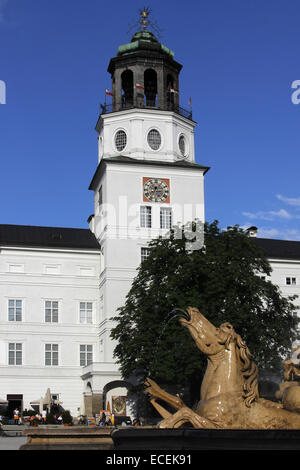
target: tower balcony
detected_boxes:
[100,102,193,121]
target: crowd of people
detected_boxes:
[1,407,141,428]
[12,408,64,425]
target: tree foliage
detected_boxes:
[111,221,298,402]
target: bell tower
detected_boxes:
[108,28,181,113]
[108,8,181,113]
[96,9,196,164]
[86,11,209,406]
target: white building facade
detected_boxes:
[0,226,101,417]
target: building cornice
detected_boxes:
[89,156,210,191]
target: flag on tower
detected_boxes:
[136,83,144,90]
[169,87,178,94]
[105,89,113,96]
[188,96,192,107]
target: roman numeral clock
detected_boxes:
[143,177,170,203]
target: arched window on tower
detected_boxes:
[167,74,175,111]
[144,69,157,107]
[121,70,133,109]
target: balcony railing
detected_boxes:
[99,102,193,120]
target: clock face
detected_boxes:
[143,178,170,203]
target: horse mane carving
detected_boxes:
[217,323,259,407]
[234,332,259,407]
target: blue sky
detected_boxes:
[0,0,300,240]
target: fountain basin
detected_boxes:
[111,427,300,450]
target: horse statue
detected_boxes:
[145,307,300,429]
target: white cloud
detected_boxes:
[242,209,293,221]
[257,227,300,241]
[276,194,300,207]
[239,222,300,240]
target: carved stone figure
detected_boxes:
[275,345,300,411]
[145,307,300,429]
[283,346,300,382]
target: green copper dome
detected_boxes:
[116,30,174,59]
[131,30,159,43]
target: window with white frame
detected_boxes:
[140,206,152,228]
[286,277,297,285]
[45,301,59,323]
[8,264,24,273]
[44,265,60,275]
[147,129,162,150]
[141,247,151,262]
[8,299,22,322]
[79,267,95,276]
[8,343,22,365]
[115,130,127,151]
[79,302,93,324]
[160,207,172,229]
[80,344,93,366]
[45,344,58,366]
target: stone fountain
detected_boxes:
[112,307,300,450]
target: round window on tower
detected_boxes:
[114,130,127,152]
[147,129,162,151]
[178,134,189,158]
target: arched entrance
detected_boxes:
[103,380,133,423]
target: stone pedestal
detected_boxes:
[20,426,113,450]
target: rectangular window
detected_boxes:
[286,277,297,285]
[140,206,152,228]
[79,302,93,324]
[8,264,24,273]
[141,247,151,262]
[45,301,59,323]
[8,343,22,365]
[8,299,22,322]
[80,344,93,366]
[160,207,172,229]
[79,267,95,276]
[44,265,60,275]
[45,344,58,366]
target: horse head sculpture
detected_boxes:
[179,307,259,407]
[145,307,300,429]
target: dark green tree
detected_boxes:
[111,221,298,409]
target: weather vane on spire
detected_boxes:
[127,7,162,38]
[139,6,151,30]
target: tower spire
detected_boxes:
[139,6,151,30]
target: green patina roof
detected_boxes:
[117,30,174,58]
